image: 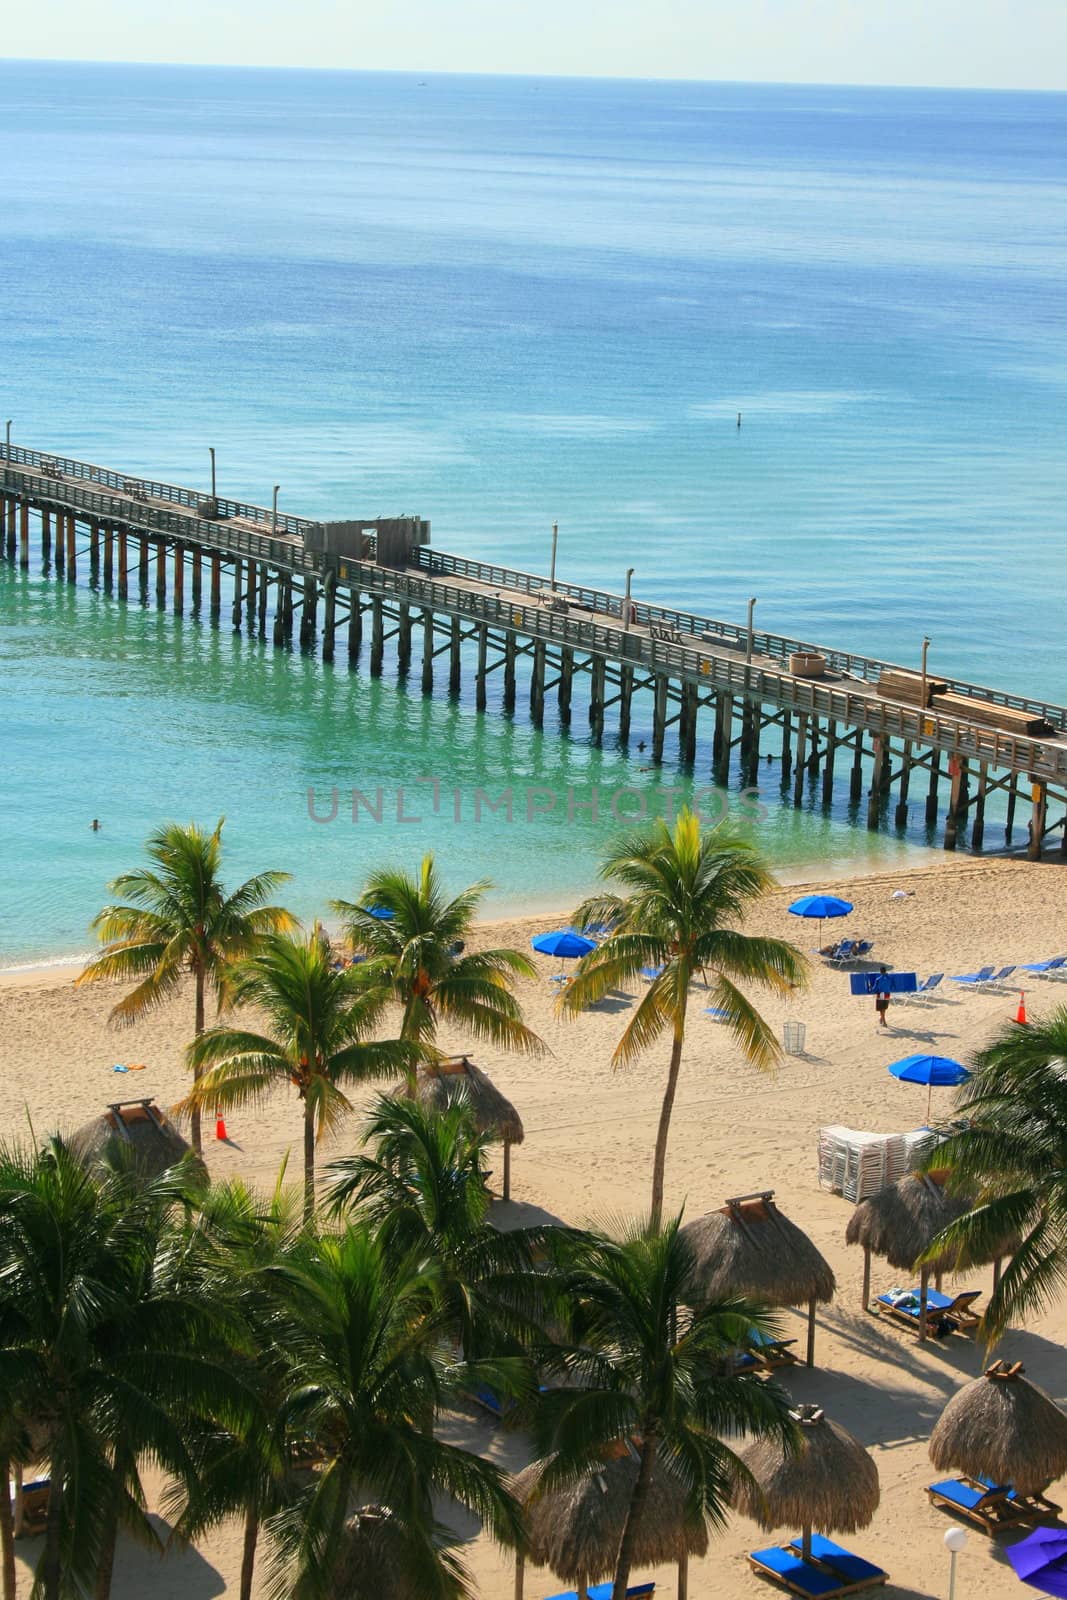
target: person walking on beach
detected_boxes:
[873,965,891,1028]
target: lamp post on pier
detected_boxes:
[623,567,634,632]
[209,447,216,500]
[920,635,931,720]
[271,485,280,540]
[4,420,10,459]
[746,596,757,664]
[549,521,558,592]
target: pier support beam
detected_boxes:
[231,559,243,628]
[894,741,913,828]
[713,694,733,786]
[273,577,290,647]
[322,577,336,663]
[370,598,384,676]
[258,564,269,636]
[421,608,434,694]
[300,578,318,653]
[191,545,202,610]
[970,762,988,851]
[502,633,516,714]
[1028,780,1047,861]
[793,715,809,809]
[1005,781,1018,847]
[66,516,77,582]
[19,503,30,569]
[475,625,488,711]
[210,553,221,620]
[618,663,634,743]
[651,675,668,764]
[943,756,968,851]
[821,721,838,807]
[558,647,573,725]
[449,616,462,696]
[103,527,114,589]
[397,604,412,676]
[118,531,128,598]
[849,735,864,804]
[41,510,51,564]
[925,749,941,827]
[153,537,165,605]
[589,657,606,743]
[867,735,888,830]
[348,591,362,661]
[90,519,100,571]
[530,640,546,728]
[680,683,698,765]
[173,544,184,613]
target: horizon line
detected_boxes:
[2,56,1066,97]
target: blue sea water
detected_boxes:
[1,63,1065,962]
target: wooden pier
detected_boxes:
[3,442,1067,858]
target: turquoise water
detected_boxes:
[1,65,1065,962]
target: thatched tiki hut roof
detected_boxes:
[680,1191,836,1367]
[930,1361,1067,1496]
[844,1171,1019,1340]
[415,1056,524,1200]
[733,1403,880,1564]
[69,1099,206,1184]
[513,1441,709,1600]
[334,1506,466,1599]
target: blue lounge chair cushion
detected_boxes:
[789,1535,886,1584]
[544,1586,655,1600]
[928,1477,1008,1511]
[751,1548,842,1595]
[951,967,994,984]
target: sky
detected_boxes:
[5,0,1067,91]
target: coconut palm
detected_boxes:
[262,1221,523,1600]
[920,1008,1067,1342]
[180,928,417,1218]
[534,1215,798,1600]
[77,818,295,1152]
[561,811,806,1227]
[331,853,543,1089]
[0,1138,255,1600]
[326,1094,556,1365]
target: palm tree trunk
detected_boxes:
[303,1097,316,1222]
[94,1504,119,1600]
[0,1460,15,1600]
[40,1462,65,1600]
[650,1028,685,1230]
[611,1436,657,1600]
[191,966,206,1154]
[399,996,421,1093]
[239,1502,259,1600]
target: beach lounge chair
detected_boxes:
[639,965,664,982]
[788,1536,887,1589]
[976,965,1017,990]
[544,1585,655,1600]
[704,1006,735,1023]
[12,1477,49,1538]
[951,966,995,987]
[748,1547,844,1597]
[926,1475,1031,1534]
[1021,955,1066,977]
[853,940,874,959]
[874,1287,981,1337]
[907,974,945,1004]
[749,1328,800,1370]
[827,941,857,966]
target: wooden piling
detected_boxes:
[173,544,184,613]
[41,510,51,562]
[103,526,114,588]
[449,616,462,695]
[970,761,988,851]
[19,502,30,568]
[558,646,573,725]
[821,721,837,806]
[943,756,968,851]
[397,603,412,675]
[1028,779,1047,861]
[867,735,888,830]
[589,657,606,742]
[849,734,864,803]
[90,519,100,568]
[421,607,434,694]
[530,640,546,727]
[618,663,634,742]
[894,740,913,828]
[245,562,257,630]
[713,693,733,786]
[273,577,289,647]
[1005,779,1018,846]
[301,578,319,652]
[210,553,221,619]
[118,530,128,597]
[502,633,516,714]
[925,747,941,827]
[322,577,336,663]
[191,545,202,609]
[793,715,809,808]
[780,712,793,785]
[347,591,362,660]
[651,674,668,763]
[370,597,384,676]
[680,682,698,765]
[231,558,243,628]
[66,516,78,581]
[475,624,489,710]
[151,537,164,604]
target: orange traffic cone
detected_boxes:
[215,1115,228,1141]
[1015,991,1028,1026]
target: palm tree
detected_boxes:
[181,928,416,1218]
[534,1215,798,1600]
[561,811,806,1227]
[326,1094,556,1366]
[921,1007,1067,1343]
[0,1138,255,1600]
[77,818,295,1152]
[331,853,543,1089]
[262,1220,524,1600]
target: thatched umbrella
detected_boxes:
[334,1505,466,1599]
[930,1361,1067,1496]
[68,1099,206,1184]
[414,1056,524,1200]
[681,1190,836,1367]
[513,1441,709,1600]
[844,1171,1013,1342]
[733,1403,880,1565]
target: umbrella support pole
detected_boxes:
[514,1552,524,1600]
[861,1247,871,1311]
[801,1525,812,1563]
[503,1138,511,1202]
[677,1550,688,1600]
[919,1265,930,1343]
[806,1296,817,1367]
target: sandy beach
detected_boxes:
[2,852,1065,1599]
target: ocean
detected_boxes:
[1,63,1065,963]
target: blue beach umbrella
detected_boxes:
[362,905,395,921]
[787,893,854,945]
[1007,1526,1067,1598]
[888,1053,971,1122]
[531,928,596,981]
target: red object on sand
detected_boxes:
[215,1115,228,1141]
[1015,991,1028,1026]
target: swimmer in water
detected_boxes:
[91,819,101,831]
[637,740,647,752]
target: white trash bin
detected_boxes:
[783,1020,807,1056]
